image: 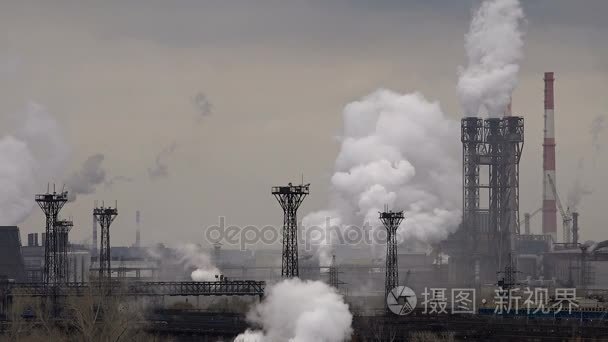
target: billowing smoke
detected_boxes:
[176,243,220,281]
[65,153,106,202]
[0,103,69,225]
[191,92,212,122]
[235,279,352,342]
[147,142,178,180]
[457,0,525,117]
[303,90,461,265]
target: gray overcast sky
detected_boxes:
[1,0,607,247]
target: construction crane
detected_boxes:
[547,174,572,243]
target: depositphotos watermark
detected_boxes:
[204,217,401,251]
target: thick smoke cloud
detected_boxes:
[65,153,107,202]
[176,243,220,281]
[0,103,69,225]
[457,0,525,117]
[235,279,352,342]
[304,90,461,266]
[147,142,178,180]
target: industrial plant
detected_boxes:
[0,0,606,341]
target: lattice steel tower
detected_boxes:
[93,204,118,281]
[379,209,405,300]
[272,182,309,278]
[329,254,339,289]
[55,219,73,283]
[36,190,68,285]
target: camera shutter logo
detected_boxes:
[386,286,417,315]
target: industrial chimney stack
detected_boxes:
[542,72,557,241]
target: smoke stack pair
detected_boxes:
[542,72,558,241]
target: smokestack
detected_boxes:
[542,72,557,241]
[524,212,530,235]
[135,210,141,247]
[572,212,579,245]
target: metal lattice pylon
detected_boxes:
[272,183,309,278]
[93,204,118,281]
[379,209,405,303]
[36,190,68,285]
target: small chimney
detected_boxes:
[524,213,531,235]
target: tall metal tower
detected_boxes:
[36,190,68,285]
[55,219,73,283]
[272,182,309,278]
[94,204,118,281]
[379,210,404,301]
[329,254,339,289]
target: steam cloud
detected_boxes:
[176,243,220,281]
[303,90,461,266]
[590,115,606,161]
[192,92,212,121]
[147,142,178,180]
[64,153,107,202]
[235,279,352,342]
[0,103,69,225]
[457,0,525,117]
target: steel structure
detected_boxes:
[272,183,309,278]
[328,254,339,289]
[55,219,73,283]
[35,191,68,285]
[448,116,524,285]
[4,280,265,298]
[93,205,118,281]
[379,210,404,302]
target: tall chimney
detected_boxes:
[135,210,141,247]
[542,72,557,241]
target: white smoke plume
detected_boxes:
[590,115,606,161]
[191,92,212,122]
[567,158,592,211]
[0,103,69,225]
[457,0,525,117]
[147,142,178,180]
[303,90,461,266]
[65,153,106,202]
[234,278,352,342]
[176,243,220,281]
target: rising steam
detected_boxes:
[457,0,525,117]
[176,243,220,281]
[303,90,461,265]
[65,153,106,202]
[147,142,178,180]
[235,279,352,342]
[0,103,69,225]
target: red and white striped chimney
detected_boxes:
[542,72,557,241]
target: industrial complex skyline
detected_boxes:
[0,0,606,246]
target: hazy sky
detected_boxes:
[1,0,607,247]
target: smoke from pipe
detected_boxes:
[235,278,352,342]
[65,153,107,202]
[0,103,69,225]
[191,92,212,122]
[457,0,525,117]
[303,90,461,266]
[176,243,220,281]
[147,142,178,180]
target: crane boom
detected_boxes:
[547,174,572,242]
